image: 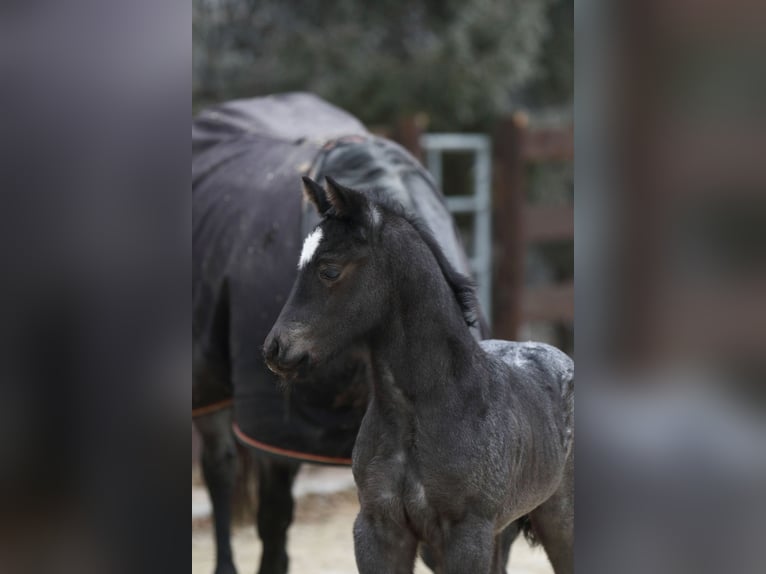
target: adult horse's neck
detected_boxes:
[365,240,482,406]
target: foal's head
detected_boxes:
[263,176,476,380]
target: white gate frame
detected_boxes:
[420,134,493,325]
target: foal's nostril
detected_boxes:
[264,331,309,375]
[265,337,280,362]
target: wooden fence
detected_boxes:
[393,113,574,342]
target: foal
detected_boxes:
[265,177,574,574]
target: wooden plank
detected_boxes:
[491,114,527,339]
[522,281,574,323]
[393,115,427,163]
[525,205,574,243]
[522,128,574,162]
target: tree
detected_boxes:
[193,0,560,129]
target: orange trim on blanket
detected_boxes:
[192,399,234,418]
[232,422,353,466]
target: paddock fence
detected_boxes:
[392,114,574,350]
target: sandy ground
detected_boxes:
[192,467,553,574]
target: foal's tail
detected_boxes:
[519,514,538,546]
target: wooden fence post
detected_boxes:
[492,113,528,340]
[394,114,427,163]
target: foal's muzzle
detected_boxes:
[263,328,310,379]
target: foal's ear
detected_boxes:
[325,176,368,220]
[302,176,332,215]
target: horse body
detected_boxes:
[265,179,574,574]
[193,93,492,574]
[356,341,572,521]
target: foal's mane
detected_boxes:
[367,192,479,328]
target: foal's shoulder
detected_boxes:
[480,339,573,380]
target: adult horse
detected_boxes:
[193,93,507,574]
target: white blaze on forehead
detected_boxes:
[298,227,323,269]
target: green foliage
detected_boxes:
[526,0,574,106]
[194,0,566,128]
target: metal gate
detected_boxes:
[420,134,493,324]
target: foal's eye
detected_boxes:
[319,266,342,281]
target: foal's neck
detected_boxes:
[366,277,480,405]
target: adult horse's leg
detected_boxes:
[254,455,301,574]
[194,407,238,574]
[529,454,574,574]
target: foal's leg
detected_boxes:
[194,407,238,574]
[421,520,518,574]
[419,544,437,572]
[254,455,301,574]
[442,517,495,574]
[529,454,574,574]
[490,520,522,574]
[353,513,418,574]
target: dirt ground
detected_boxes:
[192,468,553,574]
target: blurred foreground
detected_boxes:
[575,2,766,573]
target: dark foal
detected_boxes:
[265,178,574,574]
